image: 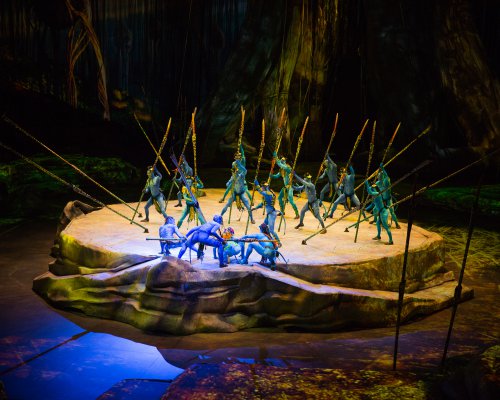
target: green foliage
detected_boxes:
[0,155,140,219]
[423,185,500,217]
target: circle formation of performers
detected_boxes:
[140,118,403,269]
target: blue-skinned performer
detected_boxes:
[174,155,194,207]
[212,227,243,264]
[252,179,282,246]
[220,145,255,223]
[364,180,393,245]
[141,165,168,222]
[376,163,401,229]
[271,152,300,219]
[318,153,339,204]
[293,172,327,233]
[239,223,279,270]
[219,172,252,204]
[159,216,186,255]
[324,165,360,218]
[177,214,228,267]
[177,175,206,228]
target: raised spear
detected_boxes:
[3,114,143,217]
[0,141,148,233]
[228,106,246,224]
[314,113,339,184]
[267,108,287,182]
[357,124,431,191]
[131,117,171,222]
[278,116,309,232]
[133,112,171,175]
[245,118,266,234]
[382,122,401,164]
[324,119,369,219]
[354,120,376,243]
[165,107,197,210]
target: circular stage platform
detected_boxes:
[33,189,473,335]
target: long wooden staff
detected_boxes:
[382,122,401,164]
[0,141,148,232]
[245,119,266,234]
[267,108,287,182]
[354,120,376,243]
[303,159,431,245]
[357,124,431,191]
[3,115,142,217]
[165,107,197,210]
[324,119,369,218]
[131,117,171,222]
[228,106,245,224]
[278,116,309,232]
[133,113,171,175]
[314,113,339,184]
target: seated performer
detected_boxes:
[293,172,327,233]
[159,216,186,255]
[271,152,299,219]
[177,175,206,228]
[239,223,279,270]
[318,153,339,204]
[364,180,393,245]
[141,165,168,222]
[376,163,401,229]
[324,165,360,218]
[252,178,282,245]
[213,227,242,264]
[174,155,194,207]
[220,145,255,223]
[177,215,227,267]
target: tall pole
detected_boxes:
[131,117,172,222]
[314,113,339,184]
[245,119,266,234]
[228,106,246,224]
[441,171,484,366]
[393,173,418,371]
[354,120,376,243]
[278,116,309,232]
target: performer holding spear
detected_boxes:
[221,107,255,224]
[315,113,339,204]
[353,120,377,243]
[165,108,197,210]
[275,116,310,232]
[132,117,172,223]
[245,118,266,234]
[324,119,369,219]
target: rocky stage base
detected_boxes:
[33,189,473,335]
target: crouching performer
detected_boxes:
[159,216,186,255]
[239,223,279,270]
[213,227,243,264]
[364,180,393,245]
[177,215,228,267]
[293,172,327,233]
[252,179,282,245]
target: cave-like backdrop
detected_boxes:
[1,0,499,166]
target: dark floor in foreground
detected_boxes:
[0,216,498,399]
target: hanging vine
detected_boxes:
[65,0,110,120]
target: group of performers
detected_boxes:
[140,144,401,269]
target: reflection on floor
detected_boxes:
[0,220,498,399]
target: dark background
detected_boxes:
[0,0,499,179]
